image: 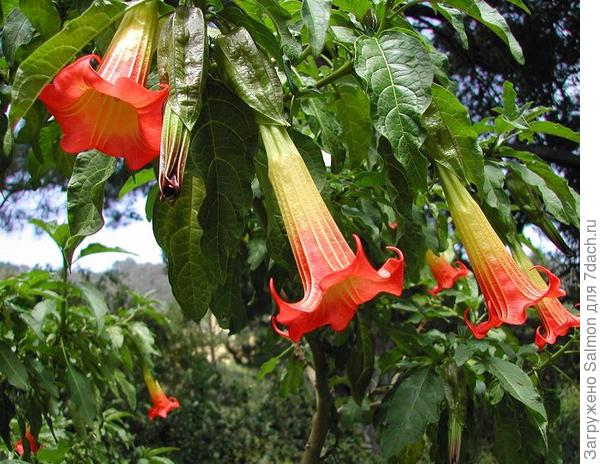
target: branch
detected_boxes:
[302,333,333,464]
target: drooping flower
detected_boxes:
[144,367,180,420]
[39,1,168,170]
[262,125,405,342]
[425,249,469,295]
[437,165,565,339]
[15,427,40,456]
[512,246,580,350]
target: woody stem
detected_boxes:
[301,333,332,464]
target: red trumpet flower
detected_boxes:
[144,367,180,420]
[15,427,40,456]
[261,125,405,342]
[39,1,168,170]
[512,247,580,350]
[437,165,565,339]
[425,249,469,295]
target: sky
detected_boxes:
[0,194,163,272]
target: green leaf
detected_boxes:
[486,357,547,431]
[422,83,484,190]
[333,0,370,19]
[153,174,216,321]
[0,341,29,390]
[257,357,279,381]
[442,0,524,64]
[210,256,248,333]
[505,0,531,14]
[253,0,302,60]
[347,317,374,404]
[335,78,372,167]
[65,150,116,265]
[76,282,108,332]
[220,7,281,61]
[379,367,444,458]
[128,321,158,357]
[301,0,331,54]
[0,391,16,448]
[215,27,286,126]
[19,299,57,338]
[9,0,131,123]
[188,81,258,283]
[77,243,136,260]
[526,121,580,143]
[502,148,579,226]
[29,219,70,253]
[19,0,61,40]
[35,440,70,463]
[355,31,433,206]
[158,4,207,131]
[67,366,96,425]
[118,168,156,199]
[432,4,468,49]
[2,8,36,66]
[302,97,345,171]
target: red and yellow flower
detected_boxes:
[39,1,168,170]
[15,427,40,456]
[144,367,180,420]
[262,125,405,342]
[425,249,469,295]
[512,246,580,350]
[437,165,565,339]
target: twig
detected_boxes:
[301,333,333,464]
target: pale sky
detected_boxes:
[0,194,163,272]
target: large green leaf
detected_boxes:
[253,0,302,60]
[215,27,286,126]
[9,0,134,123]
[157,4,207,131]
[486,357,547,433]
[65,150,116,265]
[502,148,579,227]
[355,31,433,206]
[210,256,248,334]
[379,367,444,458]
[188,81,258,284]
[20,0,61,40]
[335,78,372,167]
[422,83,484,190]
[347,316,374,404]
[432,4,469,49]
[153,174,216,322]
[0,341,29,390]
[76,282,108,332]
[442,0,524,64]
[2,8,36,66]
[301,0,331,54]
[526,120,580,143]
[67,365,96,425]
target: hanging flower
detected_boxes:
[262,125,405,342]
[437,165,565,339]
[425,249,469,295]
[39,1,168,170]
[15,427,40,456]
[512,247,580,350]
[144,367,180,420]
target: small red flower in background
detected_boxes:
[144,367,180,420]
[262,125,405,342]
[39,1,167,170]
[425,249,469,295]
[15,428,40,456]
[512,247,580,350]
[437,165,565,339]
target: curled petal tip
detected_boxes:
[271,316,292,341]
[530,265,565,299]
[463,309,494,340]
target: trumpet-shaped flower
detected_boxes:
[437,165,565,339]
[512,247,580,350]
[15,428,40,456]
[39,1,168,170]
[261,125,405,342]
[144,367,180,420]
[425,249,469,295]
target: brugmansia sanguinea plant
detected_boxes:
[14,427,40,456]
[39,1,167,170]
[157,3,207,200]
[512,246,580,350]
[437,164,566,339]
[143,367,180,420]
[215,28,404,342]
[260,125,405,341]
[425,249,469,295]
